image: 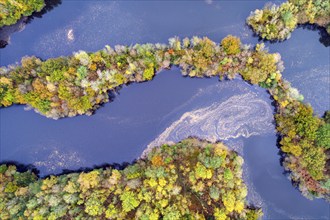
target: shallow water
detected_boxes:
[0,1,329,219]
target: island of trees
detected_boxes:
[0,139,262,220]
[1,35,329,201]
[0,0,45,28]
[247,0,330,41]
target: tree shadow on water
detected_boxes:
[297,24,330,47]
[0,0,62,49]
[58,161,135,177]
[247,23,330,47]
[0,160,40,176]
[0,159,137,179]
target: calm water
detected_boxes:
[0,1,329,219]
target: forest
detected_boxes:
[0,36,287,118]
[247,0,330,41]
[0,35,329,201]
[0,139,262,220]
[0,0,45,27]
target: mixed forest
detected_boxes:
[247,0,330,41]
[0,0,329,219]
[0,139,262,220]
[1,34,329,200]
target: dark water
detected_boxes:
[0,1,329,219]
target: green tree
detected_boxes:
[221,35,241,55]
[316,123,330,149]
[120,191,140,213]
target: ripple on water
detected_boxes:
[14,141,87,174]
[286,65,330,115]
[35,2,144,58]
[33,147,84,173]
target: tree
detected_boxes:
[78,170,100,192]
[221,35,241,55]
[316,123,330,149]
[120,191,140,213]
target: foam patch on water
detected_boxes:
[148,93,273,145]
[13,141,87,174]
[32,146,84,173]
[149,93,273,144]
[144,81,275,156]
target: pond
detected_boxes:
[0,0,329,219]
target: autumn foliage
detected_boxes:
[0,0,45,27]
[0,36,329,200]
[247,0,330,41]
[0,139,262,220]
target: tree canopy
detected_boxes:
[1,35,329,200]
[247,0,330,41]
[0,139,262,220]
